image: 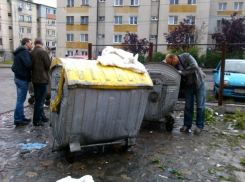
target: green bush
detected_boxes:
[152,52,166,62]
[138,54,147,63]
[204,51,221,68]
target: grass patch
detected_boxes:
[240,158,245,167]
[224,109,245,130]
[0,60,13,65]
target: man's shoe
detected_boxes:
[180,126,189,132]
[14,121,29,126]
[194,127,202,135]
[33,121,44,126]
[22,118,31,122]
[42,118,49,123]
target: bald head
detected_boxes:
[165,54,179,66]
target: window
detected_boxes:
[46,41,50,46]
[67,0,74,6]
[217,20,221,31]
[114,0,123,6]
[53,10,56,15]
[52,41,55,46]
[67,51,73,56]
[81,51,87,55]
[66,16,74,25]
[52,52,55,57]
[185,35,194,44]
[19,27,24,33]
[234,2,243,10]
[19,15,24,21]
[81,16,89,24]
[151,16,158,20]
[187,0,196,4]
[114,16,122,24]
[0,25,1,31]
[218,3,227,11]
[26,16,31,22]
[67,34,74,42]
[170,0,179,5]
[46,8,50,14]
[0,38,2,45]
[27,28,31,33]
[150,35,157,39]
[98,34,105,38]
[130,0,139,6]
[26,4,31,10]
[80,34,88,42]
[52,31,55,36]
[114,35,122,43]
[18,2,23,8]
[46,30,49,35]
[186,16,195,25]
[168,16,178,24]
[81,0,89,5]
[129,17,138,25]
[52,20,56,25]
[99,16,105,21]
[46,19,49,24]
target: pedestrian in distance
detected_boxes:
[165,53,206,135]
[12,38,33,126]
[74,50,79,55]
[30,37,51,126]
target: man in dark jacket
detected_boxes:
[12,38,33,126]
[31,37,51,126]
[165,53,206,135]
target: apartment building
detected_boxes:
[56,0,244,57]
[0,0,56,61]
[208,0,245,44]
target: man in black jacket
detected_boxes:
[12,38,33,126]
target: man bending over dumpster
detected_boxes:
[31,37,51,126]
[165,53,206,135]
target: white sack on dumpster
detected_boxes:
[97,46,147,73]
[56,175,94,182]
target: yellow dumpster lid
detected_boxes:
[51,58,153,89]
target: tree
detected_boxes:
[164,19,206,51]
[212,12,245,53]
[121,32,149,55]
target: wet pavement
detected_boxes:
[0,106,245,182]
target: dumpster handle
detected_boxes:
[51,68,65,112]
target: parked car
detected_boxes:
[213,59,245,99]
[67,55,97,60]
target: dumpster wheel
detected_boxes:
[28,96,35,105]
[65,147,75,164]
[165,116,175,132]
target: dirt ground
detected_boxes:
[0,104,245,182]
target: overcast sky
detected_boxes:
[33,0,57,7]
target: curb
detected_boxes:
[0,64,12,68]
[175,101,245,114]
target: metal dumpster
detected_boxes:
[50,58,153,153]
[144,62,181,131]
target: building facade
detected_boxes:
[0,0,56,61]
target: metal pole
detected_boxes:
[149,43,153,62]
[88,43,92,60]
[218,41,226,106]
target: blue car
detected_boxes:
[213,59,245,99]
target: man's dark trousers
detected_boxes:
[33,83,47,124]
